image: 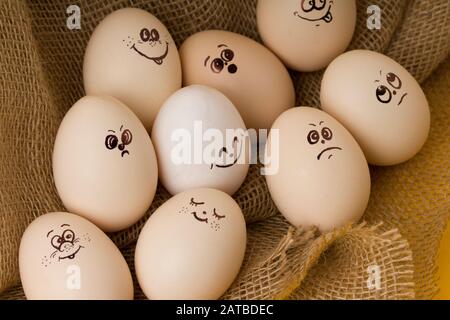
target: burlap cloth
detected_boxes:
[0,0,448,300]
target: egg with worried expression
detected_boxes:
[135,188,246,299]
[321,50,430,165]
[19,212,133,300]
[83,8,181,130]
[265,107,370,232]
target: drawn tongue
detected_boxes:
[154,58,163,65]
[323,11,333,23]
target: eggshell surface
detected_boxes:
[53,95,158,232]
[83,8,182,130]
[257,0,356,72]
[135,188,247,300]
[321,50,430,165]
[265,107,370,232]
[180,30,295,130]
[151,85,250,196]
[19,212,133,300]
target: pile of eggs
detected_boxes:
[19,3,430,300]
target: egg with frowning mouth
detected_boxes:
[265,107,371,232]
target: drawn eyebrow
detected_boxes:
[217,44,228,48]
[204,56,210,66]
[108,130,116,133]
[374,80,380,83]
[61,224,70,227]
[120,125,123,131]
[379,70,382,76]
[46,230,54,237]
[309,123,316,127]
[319,121,324,125]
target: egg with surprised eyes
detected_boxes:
[19,212,133,300]
[180,30,295,130]
[257,0,356,72]
[83,8,182,130]
[53,95,158,232]
[321,50,430,165]
[135,188,246,300]
[265,107,370,232]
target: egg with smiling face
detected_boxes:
[83,8,182,130]
[265,107,370,232]
[257,0,356,72]
[321,50,430,165]
[180,30,295,130]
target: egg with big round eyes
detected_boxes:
[179,30,295,130]
[134,188,246,299]
[256,0,356,72]
[52,95,158,232]
[320,50,430,165]
[19,212,133,299]
[83,8,182,130]
[151,85,250,196]
[265,107,371,232]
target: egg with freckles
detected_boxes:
[83,8,182,130]
[180,30,295,130]
[321,50,430,165]
[53,95,158,232]
[19,212,133,300]
[265,107,370,232]
[257,0,356,72]
[135,188,246,300]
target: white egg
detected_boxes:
[53,95,158,232]
[135,188,246,299]
[151,85,250,195]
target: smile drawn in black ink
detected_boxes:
[307,122,342,160]
[210,136,243,170]
[180,198,227,231]
[124,27,170,65]
[44,224,87,264]
[375,71,408,106]
[204,44,238,75]
[105,125,133,158]
[190,211,209,223]
[294,0,334,26]
[131,41,169,65]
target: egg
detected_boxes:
[265,107,370,232]
[257,0,356,72]
[135,188,246,299]
[321,50,430,165]
[151,85,250,196]
[180,30,295,130]
[83,8,182,130]
[19,212,133,299]
[53,95,158,232]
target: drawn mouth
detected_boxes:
[293,5,333,24]
[131,41,169,65]
[58,246,83,261]
[191,212,208,224]
[398,93,407,106]
[121,150,129,157]
[317,147,342,160]
[211,138,243,169]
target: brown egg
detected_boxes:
[19,212,133,300]
[257,0,356,72]
[180,30,295,130]
[265,107,370,232]
[83,8,181,130]
[321,50,430,165]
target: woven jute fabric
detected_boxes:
[0,0,449,299]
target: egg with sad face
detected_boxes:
[265,107,370,232]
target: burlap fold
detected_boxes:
[1,0,449,299]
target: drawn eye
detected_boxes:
[105,134,118,150]
[321,127,332,140]
[213,208,226,220]
[62,230,75,242]
[51,235,62,250]
[190,198,205,206]
[376,85,392,104]
[307,130,320,144]
[221,49,234,62]
[121,129,133,145]
[211,58,224,73]
[301,0,315,12]
[150,28,160,42]
[386,72,402,89]
[140,28,151,42]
